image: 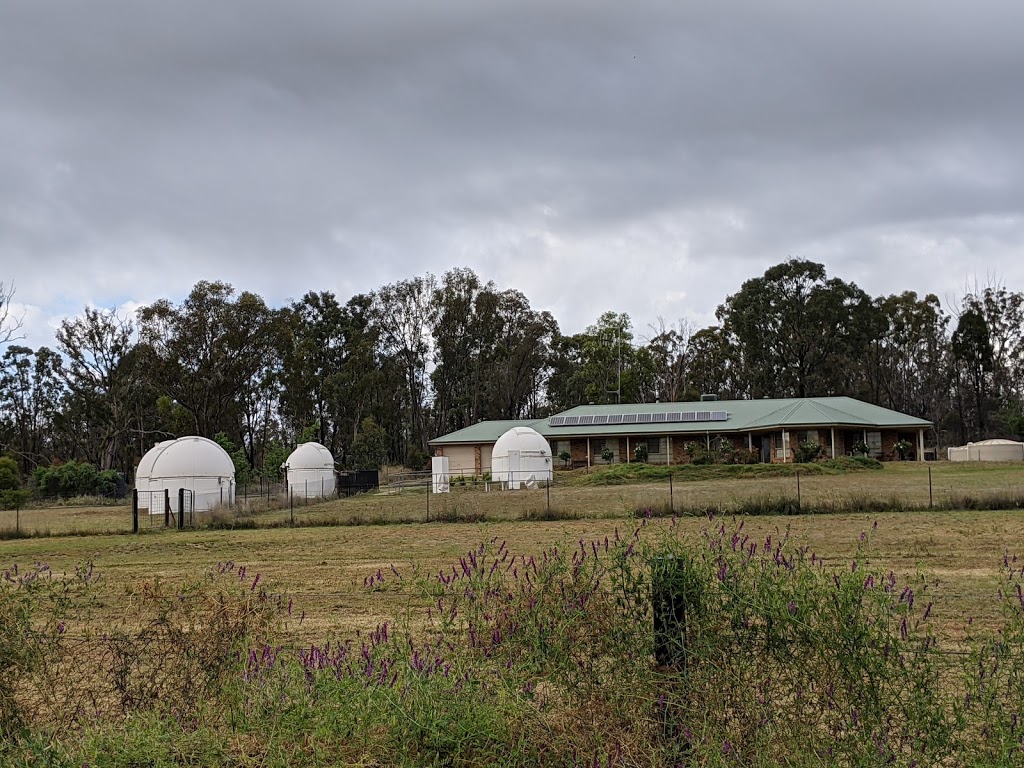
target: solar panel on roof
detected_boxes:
[711,411,729,421]
[696,411,711,421]
[666,412,681,423]
[621,414,637,424]
[579,415,595,425]
[637,413,652,423]
[563,416,581,426]
[548,409,729,427]
[679,411,697,422]
[652,413,667,423]
[593,415,609,425]
[608,415,623,424]
[549,416,565,426]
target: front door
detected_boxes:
[760,435,772,463]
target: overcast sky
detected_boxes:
[2,0,1023,349]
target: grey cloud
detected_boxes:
[1,0,1023,345]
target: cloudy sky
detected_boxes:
[2,0,1023,348]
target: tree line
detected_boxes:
[0,261,1022,482]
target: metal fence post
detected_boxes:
[164,489,171,527]
[290,488,294,526]
[132,489,139,533]
[669,473,674,514]
[426,482,430,522]
[546,476,551,514]
[796,470,801,512]
[178,488,185,530]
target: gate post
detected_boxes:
[132,489,139,533]
[164,489,171,527]
[178,488,186,530]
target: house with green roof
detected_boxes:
[428,397,932,476]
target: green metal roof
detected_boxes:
[429,419,544,445]
[428,398,930,445]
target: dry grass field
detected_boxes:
[2,462,1021,645]
[4,460,1021,537]
[3,504,1022,643]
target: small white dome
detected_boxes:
[146,436,235,480]
[283,442,335,471]
[492,427,552,459]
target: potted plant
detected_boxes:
[634,442,649,464]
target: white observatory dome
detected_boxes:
[491,427,553,489]
[135,436,236,514]
[283,442,336,499]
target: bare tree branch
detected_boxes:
[0,280,26,345]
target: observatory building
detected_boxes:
[490,426,553,489]
[135,436,236,513]
[282,442,337,498]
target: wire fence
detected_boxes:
[3,463,1024,537]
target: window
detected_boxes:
[867,431,882,458]
[553,440,571,457]
[643,437,663,454]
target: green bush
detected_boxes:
[31,461,115,498]
[794,440,824,463]
[0,457,20,491]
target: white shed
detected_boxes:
[283,442,336,499]
[491,426,553,490]
[135,436,236,513]
[948,439,1024,462]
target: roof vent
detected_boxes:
[699,393,719,402]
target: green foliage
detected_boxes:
[894,438,914,459]
[557,449,571,468]
[633,441,649,463]
[793,440,824,463]
[600,445,615,463]
[350,417,389,470]
[213,432,251,485]
[260,441,288,482]
[0,490,32,511]
[0,456,20,491]
[30,461,116,498]
[852,439,870,456]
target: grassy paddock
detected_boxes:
[2,508,1022,643]
[4,507,1024,765]
[4,461,1021,537]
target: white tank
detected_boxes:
[491,427,553,490]
[135,436,236,513]
[949,439,1024,462]
[282,442,336,499]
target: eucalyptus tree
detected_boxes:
[951,306,995,442]
[644,318,695,403]
[479,289,557,419]
[0,280,24,346]
[862,292,950,423]
[430,267,492,435]
[55,308,142,470]
[371,275,435,458]
[0,345,64,474]
[718,259,876,398]
[136,281,283,446]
